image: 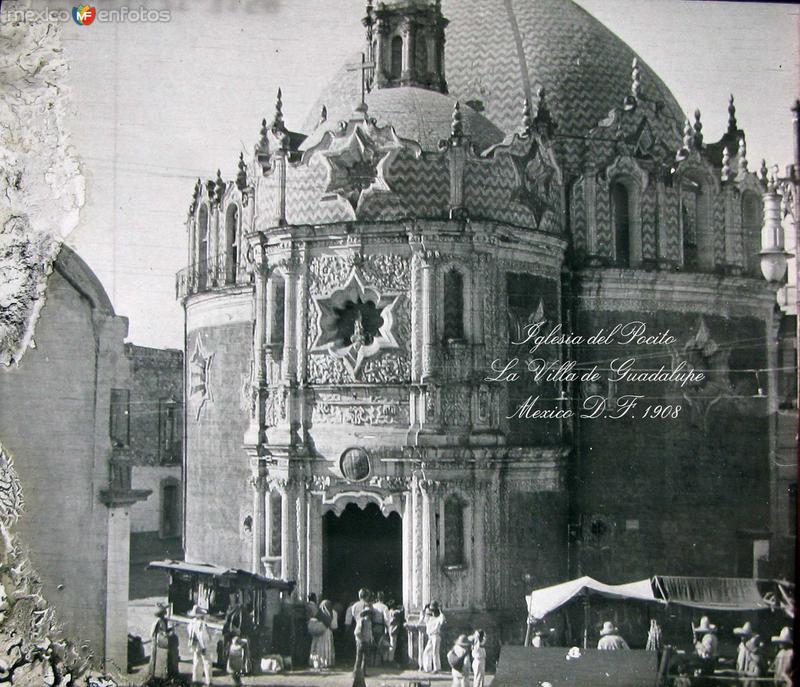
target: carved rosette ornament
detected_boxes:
[310,268,404,380]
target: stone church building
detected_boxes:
[177,0,791,643]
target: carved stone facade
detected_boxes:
[178,0,788,654]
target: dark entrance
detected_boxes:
[322,502,402,611]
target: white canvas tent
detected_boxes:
[526,575,658,621]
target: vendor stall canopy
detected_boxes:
[526,576,795,620]
[148,559,295,593]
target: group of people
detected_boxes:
[341,588,406,676]
[148,597,250,687]
[580,615,794,686]
[693,616,794,686]
[446,629,488,687]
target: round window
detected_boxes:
[340,447,371,482]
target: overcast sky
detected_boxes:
[45,0,799,350]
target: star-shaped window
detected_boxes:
[311,269,402,380]
[320,122,405,215]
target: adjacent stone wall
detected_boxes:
[572,285,771,580]
[184,303,252,569]
[0,268,114,661]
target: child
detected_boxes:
[447,634,472,687]
[227,632,247,686]
[471,629,486,687]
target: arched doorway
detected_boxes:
[322,502,402,611]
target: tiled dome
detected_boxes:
[305,0,686,168]
[302,85,505,154]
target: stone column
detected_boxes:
[250,469,266,574]
[296,485,307,599]
[375,20,389,87]
[245,245,267,446]
[307,493,323,596]
[472,484,486,606]
[420,481,436,604]
[402,491,413,610]
[420,251,438,381]
[280,482,297,583]
[411,476,423,609]
[401,18,414,85]
[281,260,298,382]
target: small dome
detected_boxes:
[302,85,505,153]
[307,0,686,168]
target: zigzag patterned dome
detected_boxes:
[306,0,686,167]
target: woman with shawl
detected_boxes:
[309,598,338,670]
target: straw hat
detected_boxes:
[733,621,754,637]
[693,616,717,635]
[771,626,792,645]
[188,604,207,617]
[599,621,619,636]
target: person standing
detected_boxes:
[187,605,213,687]
[148,605,172,680]
[470,629,487,687]
[226,632,247,687]
[693,617,719,659]
[597,621,630,650]
[309,599,338,670]
[387,602,405,665]
[372,591,390,664]
[422,601,446,672]
[447,634,473,687]
[741,634,765,687]
[353,606,373,682]
[770,626,793,686]
[733,621,755,674]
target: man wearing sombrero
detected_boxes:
[693,616,718,660]
[187,604,213,687]
[597,621,629,650]
[733,621,756,674]
[770,626,793,686]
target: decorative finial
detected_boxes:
[317,104,328,128]
[721,147,731,182]
[768,164,779,193]
[727,94,738,135]
[258,118,269,149]
[521,97,532,137]
[272,87,285,130]
[189,178,201,216]
[759,159,769,189]
[214,169,225,205]
[631,58,641,99]
[693,109,703,148]
[451,101,464,140]
[683,118,694,150]
[737,136,748,176]
[205,178,216,204]
[236,153,248,192]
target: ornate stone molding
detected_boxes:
[577,268,774,318]
[309,268,404,380]
[319,489,403,516]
